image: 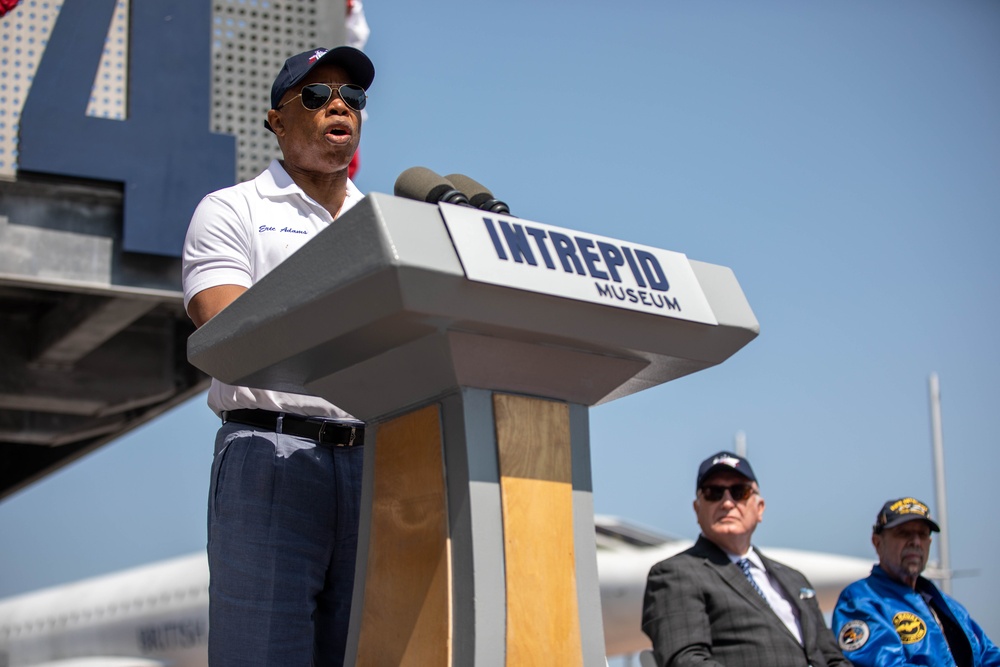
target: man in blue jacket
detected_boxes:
[833,497,1000,666]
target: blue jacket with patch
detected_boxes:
[833,566,1000,666]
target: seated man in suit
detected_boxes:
[641,451,851,667]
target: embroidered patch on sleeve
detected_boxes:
[838,620,870,651]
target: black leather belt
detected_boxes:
[223,409,364,447]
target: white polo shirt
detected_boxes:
[182,159,364,419]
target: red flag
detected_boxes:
[345,0,369,179]
[0,0,22,18]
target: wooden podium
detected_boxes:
[187,193,758,666]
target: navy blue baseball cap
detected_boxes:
[873,497,941,534]
[265,46,374,132]
[270,46,375,110]
[696,451,758,490]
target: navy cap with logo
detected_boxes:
[696,451,757,490]
[265,46,375,132]
[872,497,941,534]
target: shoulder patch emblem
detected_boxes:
[892,611,927,644]
[838,620,870,651]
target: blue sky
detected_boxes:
[1,0,998,648]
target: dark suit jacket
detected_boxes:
[642,536,851,667]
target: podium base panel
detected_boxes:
[355,405,452,666]
[495,394,583,665]
[349,391,604,666]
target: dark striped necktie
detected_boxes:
[738,558,769,603]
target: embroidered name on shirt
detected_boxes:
[258,225,308,235]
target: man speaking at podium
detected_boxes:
[182,46,374,667]
[642,452,850,667]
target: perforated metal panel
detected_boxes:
[211,0,342,181]
[0,0,344,183]
[0,0,61,178]
[86,0,127,120]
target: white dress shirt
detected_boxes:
[728,548,804,645]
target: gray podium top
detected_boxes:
[187,193,758,421]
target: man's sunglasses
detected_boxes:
[699,483,757,502]
[277,83,367,113]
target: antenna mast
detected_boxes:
[928,372,952,594]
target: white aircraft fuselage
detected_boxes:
[0,517,874,665]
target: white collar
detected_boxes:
[255,159,364,215]
[725,547,764,571]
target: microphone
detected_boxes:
[394,167,471,206]
[444,173,512,215]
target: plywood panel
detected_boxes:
[356,405,452,666]
[494,394,582,666]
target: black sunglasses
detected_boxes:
[277,82,367,113]
[699,483,757,502]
